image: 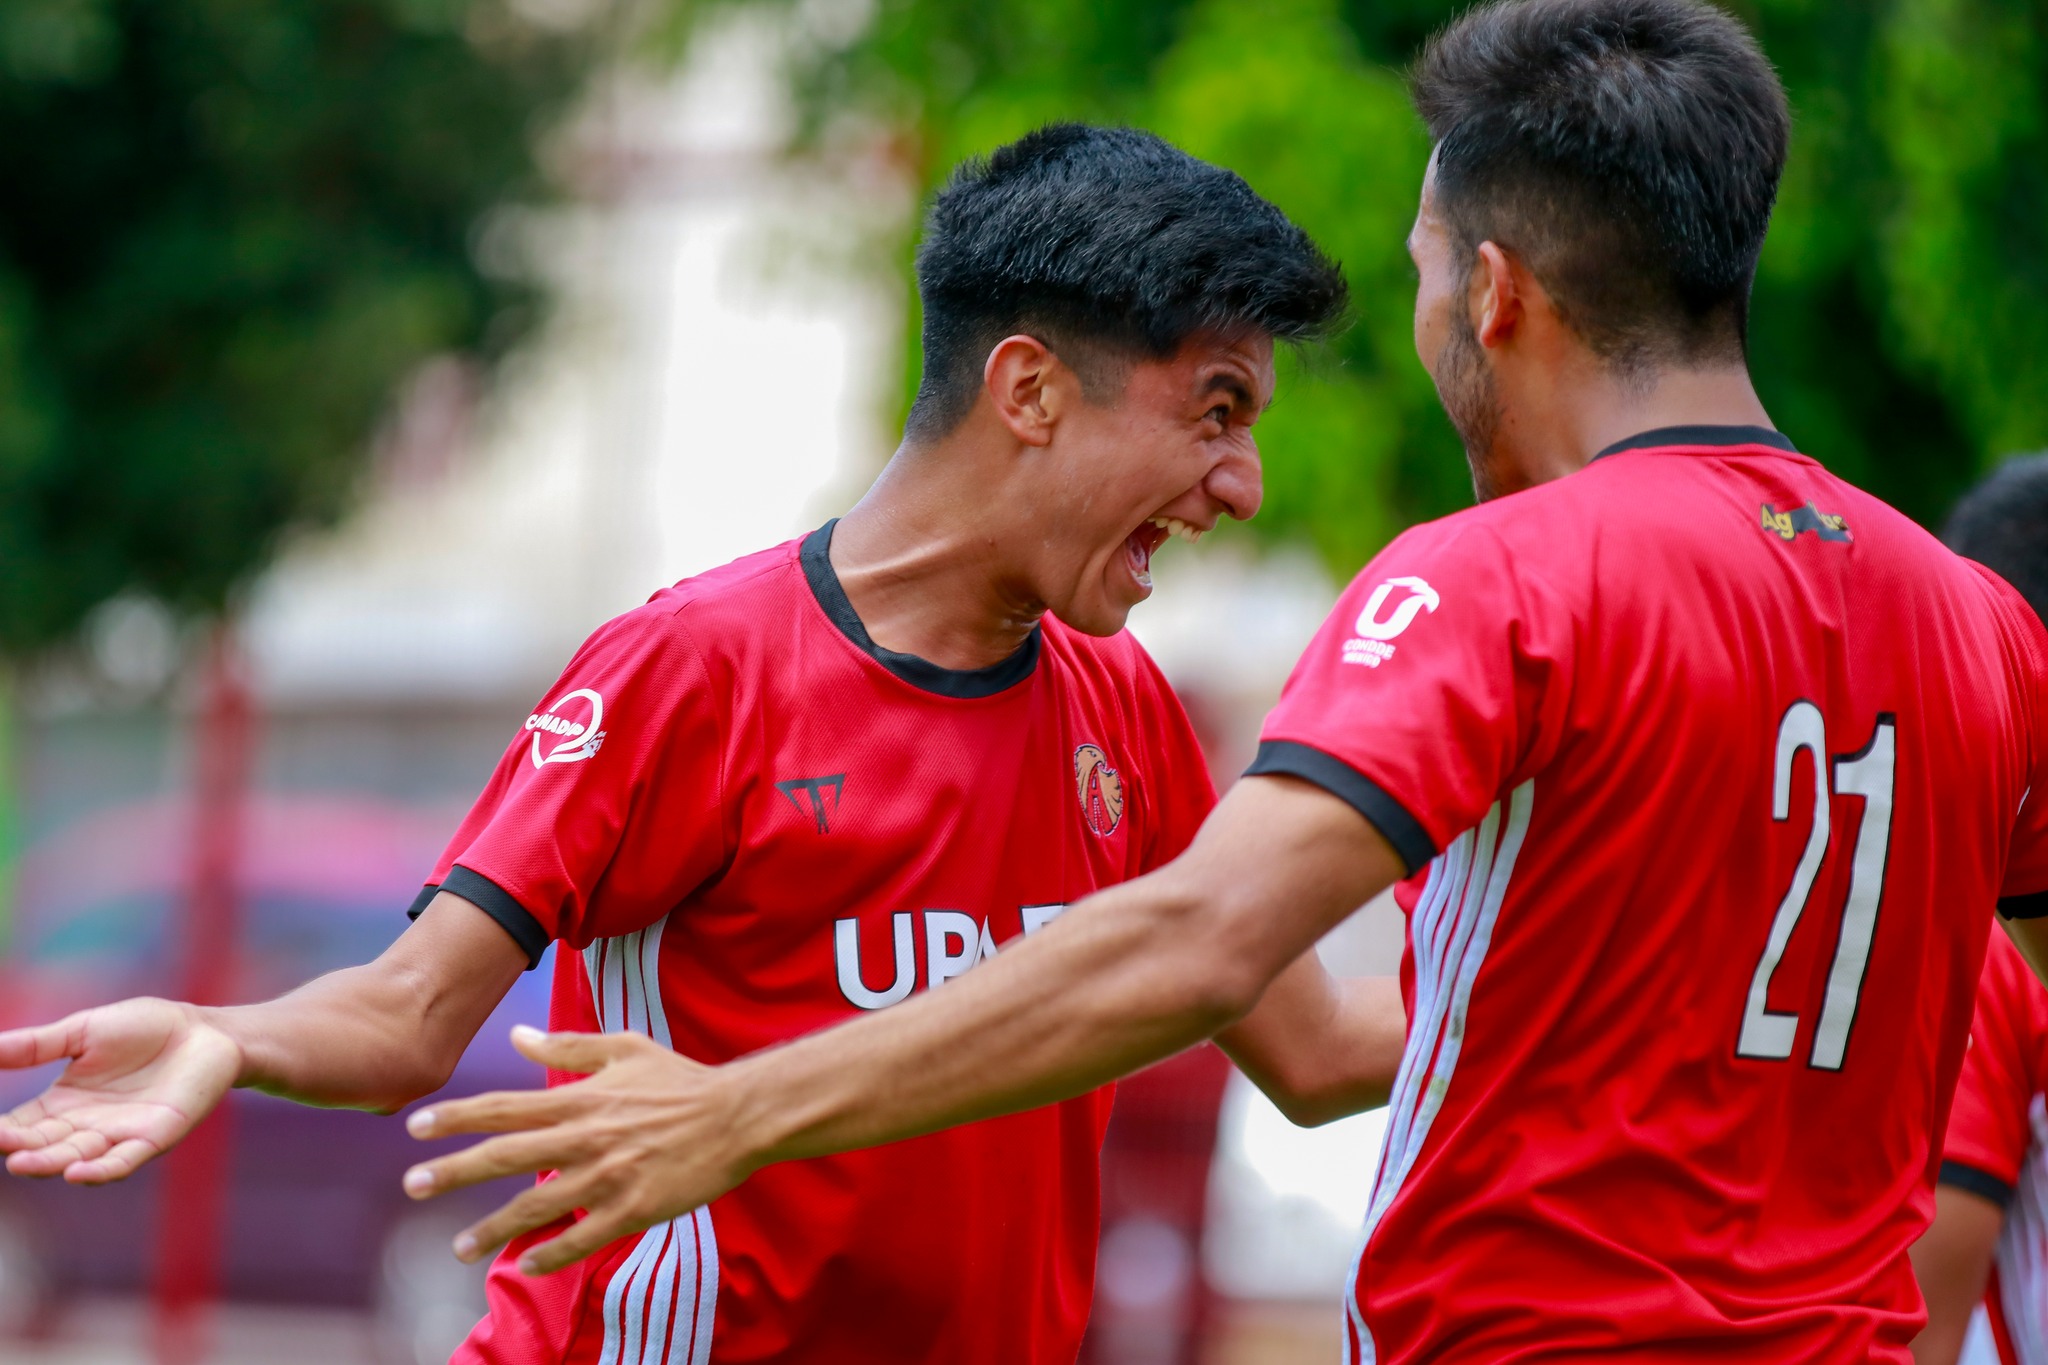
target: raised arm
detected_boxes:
[0,892,524,1184]
[406,774,1405,1271]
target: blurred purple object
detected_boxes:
[0,793,548,1349]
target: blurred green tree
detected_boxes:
[0,0,589,946]
[674,0,2041,567]
[0,0,586,655]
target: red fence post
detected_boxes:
[151,623,254,1365]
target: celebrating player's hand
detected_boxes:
[402,1026,751,1275]
[0,998,243,1183]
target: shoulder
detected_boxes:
[556,539,807,693]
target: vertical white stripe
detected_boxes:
[641,920,673,1048]
[598,1227,664,1365]
[1368,839,1468,1205]
[581,918,708,1364]
[688,1206,720,1365]
[1376,807,1501,1224]
[637,1220,686,1365]
[1347,781,1535,1362]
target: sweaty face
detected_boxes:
[1411,160,1507,502]
[1034,332,1274,636]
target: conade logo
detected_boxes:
[526,688,607,768]
[1353,576,1440,641]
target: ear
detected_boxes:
[1468,240,1534,350]
[982,335,1076,448]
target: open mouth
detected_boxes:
[1123,516,1205,590]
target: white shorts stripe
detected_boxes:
[1348,781,1535,1363]
[581,918,718,1364]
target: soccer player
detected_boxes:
[1910,454,2048,1365]
[404,2,2048,1361]
[0,126,1397,1363]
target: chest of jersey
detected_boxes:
[646,649,1151,1062]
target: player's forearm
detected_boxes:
[1221,967,1405,1127]
[219,893,526,1113]
[211,966,463,1111]
[717,778,1404,1172]
[722,861,1273,1170]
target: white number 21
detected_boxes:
[1736,703,1897,1071]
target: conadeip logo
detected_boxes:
[526,688,607,768]
[1343,576,1439,668]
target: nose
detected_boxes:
[1206,438,1264,523]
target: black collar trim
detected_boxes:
[1593,424,1798,461]
[800,520,1041,699]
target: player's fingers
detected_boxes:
[509,1026,644,1075]
[7,1125,107,1178]
[0,1099,57,1151]
[407,1085,574,1141]
[449,1173,588,1263]
[0,1015,86,1071]
[64,1137,163,1185]
[515,1207,645,1276]
[405,1125,589,1201]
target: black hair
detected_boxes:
[905,124,1348,442]
[1410,0,1789,371]
[1944,453,2048,625]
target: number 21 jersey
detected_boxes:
[1250,427,2048,1363]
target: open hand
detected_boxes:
[402,1027,755,1276]
[0,998,243,1183]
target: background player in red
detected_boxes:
[0,127,1407,1363]
[407,3,2048,1362]
[1910,453,2048,1365]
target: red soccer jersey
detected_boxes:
[414,522,1216,1365]
[1248,427,2048,1363]
[1942,932,2048,1365]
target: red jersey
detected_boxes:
[1942,933,2048,1365]
[1248,427,2048,1363]
[413,522,1215,1365]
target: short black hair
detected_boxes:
[1411,0,1789,370]
[1944,453,2048,624]
[905,124,1347,442]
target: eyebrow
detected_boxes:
[1199,371,1259,412]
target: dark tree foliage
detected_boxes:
[0,0,584,655]
[675,0,2044,573]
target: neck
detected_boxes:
[826,441,1046,672]
[1494,359,1773,494]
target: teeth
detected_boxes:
[1146,516,1205,545]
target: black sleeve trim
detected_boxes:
[1939,1159,2015,1208]
[430,866,551,971]
[1245,740,1438,877]
[2000,889,2048,921]
[405,884,440,921]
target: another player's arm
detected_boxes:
[405,774,1406,1271]
[0,893,524,1183]
[1217,958,1404,1126]
[1910,1180,2005,1365]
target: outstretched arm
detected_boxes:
[1218,959,1405,1128]
[0,893,525,1184]
[406,774,1405,1272]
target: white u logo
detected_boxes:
[1354,577,1440,641]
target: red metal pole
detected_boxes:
[151,623,254,1365]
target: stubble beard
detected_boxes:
[1435,310,1505,503]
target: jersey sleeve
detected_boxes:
[1125,644,1218,873]
[1942,932,2045,1202]
[1247,518,1574,874]
[409,602,730,963]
